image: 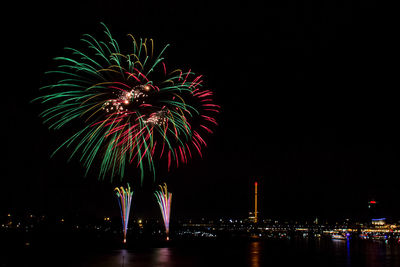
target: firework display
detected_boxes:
[154,183,172,240]
[115,184,133,243]
[34,23,219,181]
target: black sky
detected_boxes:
[3,0,398,221]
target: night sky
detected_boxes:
[3,1,398,222]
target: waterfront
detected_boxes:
[3,237,400,267]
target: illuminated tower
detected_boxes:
[249,180,259,223]
[254,182,258,223]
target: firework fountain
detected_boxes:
[115,184,133,243]
[154,183,172,240]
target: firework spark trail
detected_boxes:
[154,183,172,240]
[115,184,133,244]
[34,23,220,182]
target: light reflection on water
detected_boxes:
[153,247,172,267]
[347,239,351,267]
[119,249,130,267]
[7,239,400,267]
[249,241,260,267]
[329,238,400,267]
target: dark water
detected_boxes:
[3,239,400,267]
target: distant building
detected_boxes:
[368,200,377,209]
[371,218,386,226]
[367,200,378,219]
[248,212,256,222]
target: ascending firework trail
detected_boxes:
[34,23,219,182]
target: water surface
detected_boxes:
[4,238,400,267]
